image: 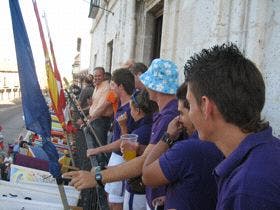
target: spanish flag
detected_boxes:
[45,13,67,118]
[33,0,65,127]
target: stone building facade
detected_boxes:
[0,70,20,102]
[88,0,280,136]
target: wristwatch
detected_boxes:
[161,132,175,147]
[95,166,103,186]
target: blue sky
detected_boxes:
[0,0,92,87]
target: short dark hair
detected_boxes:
[184,43,268,133]
[112,68,135,95]
[129,62,147,75]
[94,67,105,74]
[85,74,93,84]
[176,82,189,109]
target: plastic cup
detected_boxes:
[121,134,138,161]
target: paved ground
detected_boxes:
[0,99,26,149]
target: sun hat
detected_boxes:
[139,58,178,94]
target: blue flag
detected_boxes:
[9,0,61,178]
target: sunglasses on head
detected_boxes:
[131,90,141,108]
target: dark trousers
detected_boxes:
[83,116,112,167]
[90,117,112,147]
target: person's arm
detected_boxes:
[87,139,121,157]
[64,143,155,190]
[78,89,86,106]
[117,113,128,135]
[142,116,182,187]
[82,101,91,112]
[142,141,170,187]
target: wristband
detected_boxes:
[161,132,175,147]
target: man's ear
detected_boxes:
[201,96,213,120]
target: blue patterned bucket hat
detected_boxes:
[139,58,179,94]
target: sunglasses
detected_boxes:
[131,90,141,108]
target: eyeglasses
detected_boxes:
[131,90,141,108]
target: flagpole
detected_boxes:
[42,12,76,168]
[31,1,70,209]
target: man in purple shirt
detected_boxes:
[143,82,224,210]
[64,58,179,210]
[185,43,280,209]
[87,68,136,209]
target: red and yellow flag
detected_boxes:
[46,16,66,112]
[33,0,65,127]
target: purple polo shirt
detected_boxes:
[150,99,178,144]
[214,126,280,210]
[126,115,153,193]
[131,115,153,146]
[146,99,179,209]
[159,132,224,210]
[112,102,135,155]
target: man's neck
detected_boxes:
[95,80,106,89]
[120,93,131,106]
[213,122,250,157]
[157,94,176,111]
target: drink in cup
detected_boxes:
[121,134,138,161]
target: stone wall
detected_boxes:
[89,0,280,136]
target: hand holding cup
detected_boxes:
[120,134,139,161]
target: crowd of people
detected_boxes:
[0,134,33,181]
[63,43,280,210]
[0,130,59,181]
